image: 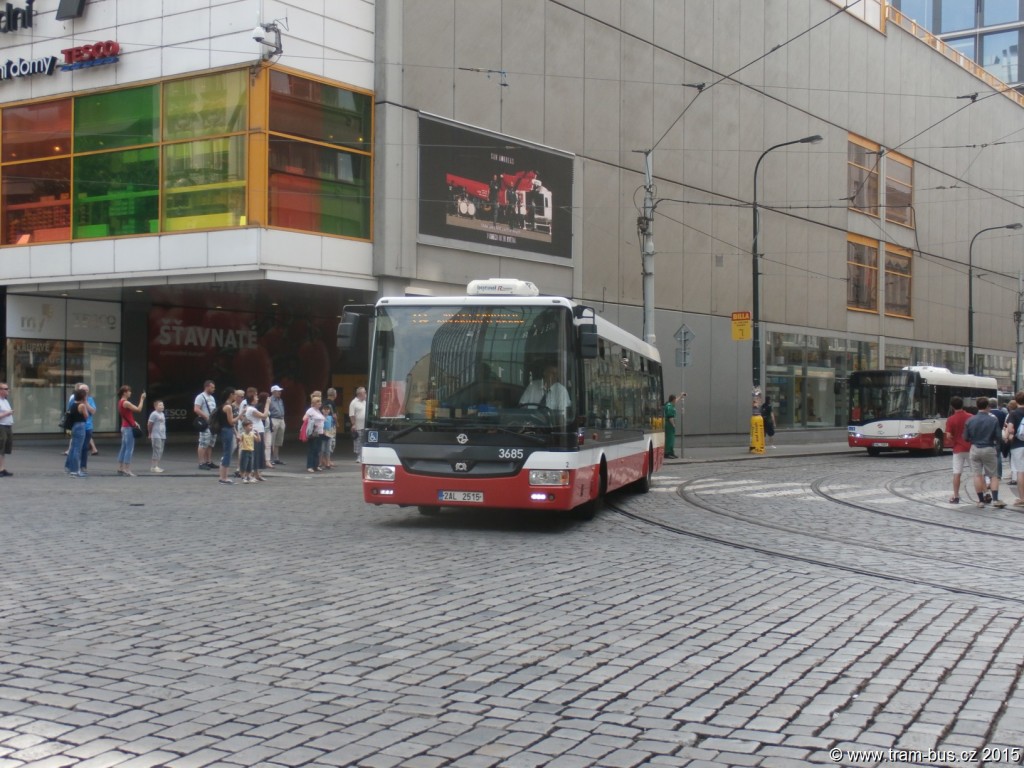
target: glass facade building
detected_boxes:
[893,0,1024,86]
[0,63,374,433]
[0,68,372,247]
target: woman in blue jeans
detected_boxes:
[217,388,238,485]
[304,394,326,472]
[116,384,146,476]
[64,389,91,477]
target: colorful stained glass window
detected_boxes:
[269,71,371,151]
[73,148,159,238]
[268,137,369,238]
[1,158,71,244]
[164,70,247,141]
[75,85,159,152]
[2,99,71,162]
[0,68,373,245]
[163,137,246,231]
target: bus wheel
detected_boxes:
[634,448,654,493]
[867,447,881,456]
[572,461,607,520]
[930,433,944,456]
[571,502,597,521]
[418,505,441,515]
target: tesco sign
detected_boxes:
[60,40,119,71]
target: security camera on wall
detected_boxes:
[252,18,285,57]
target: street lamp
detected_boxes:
[751,134,822,395]
[968,223,1022,375]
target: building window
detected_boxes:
[163,137,246,231]
[269,71,371,152]
[939,0,977,32]
[848,136,880,216]
[2,158,70,244]
[0,68,372,245]
[267,72,372,239]
[885,152,914,227]
[982,29,1020,83]
[164,70,247,141]
[848,236,879,312]
[269,138,370,238]
[985,0,1020,26]
[74,148,159,238]
[884,246,913,317]
[2,100,71,161]
[897,0,935,29]
[947,36,977,61]
[74,85,159,153]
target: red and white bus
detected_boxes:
[847,366,998,455]
[339,279,665,515]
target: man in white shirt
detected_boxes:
[349,387,367,462]
[0,382,13,476]
[519,364,571,411]
[193,379,217,469]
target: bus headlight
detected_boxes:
[529,469,570,486]
[364,465,396,481]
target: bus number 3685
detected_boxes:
[498,448,524,459]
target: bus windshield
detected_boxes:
[367,303,576,430]
[848,370,919,423]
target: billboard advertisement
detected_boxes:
[418,115,574,259]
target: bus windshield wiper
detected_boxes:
[388,420,431,441]
[476,425,547,445]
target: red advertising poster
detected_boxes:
[148,306,340,431]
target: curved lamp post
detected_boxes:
[751,134,822,395]
[968,223,1022,374]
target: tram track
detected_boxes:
[812,467,1024,544]
[605,459,1024,606]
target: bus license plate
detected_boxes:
[439,490,484,503]
[872,442,887,447]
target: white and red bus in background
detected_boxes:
[338,279,665,516]
[847,366,998,456]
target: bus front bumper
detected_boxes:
[848,433,936,450]
[362,464,596,511]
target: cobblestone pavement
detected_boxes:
[1,442,1023,767]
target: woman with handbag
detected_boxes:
[64,388,93,478]
[116,384,146,477]
[304,394,327,473]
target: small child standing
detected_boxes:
[321,404,336,469]
[148,399,167,473]
[238,420,257,483]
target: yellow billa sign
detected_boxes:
[731,311,752,341]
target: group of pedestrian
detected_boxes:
[947,393,1024,508]
[193,381,365,484]
[193,381,284,486]
[0,377,366,482]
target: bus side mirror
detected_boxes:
[579,324,598,359]
[337,311,363,351]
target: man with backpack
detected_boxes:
[1004,391,1024,506]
